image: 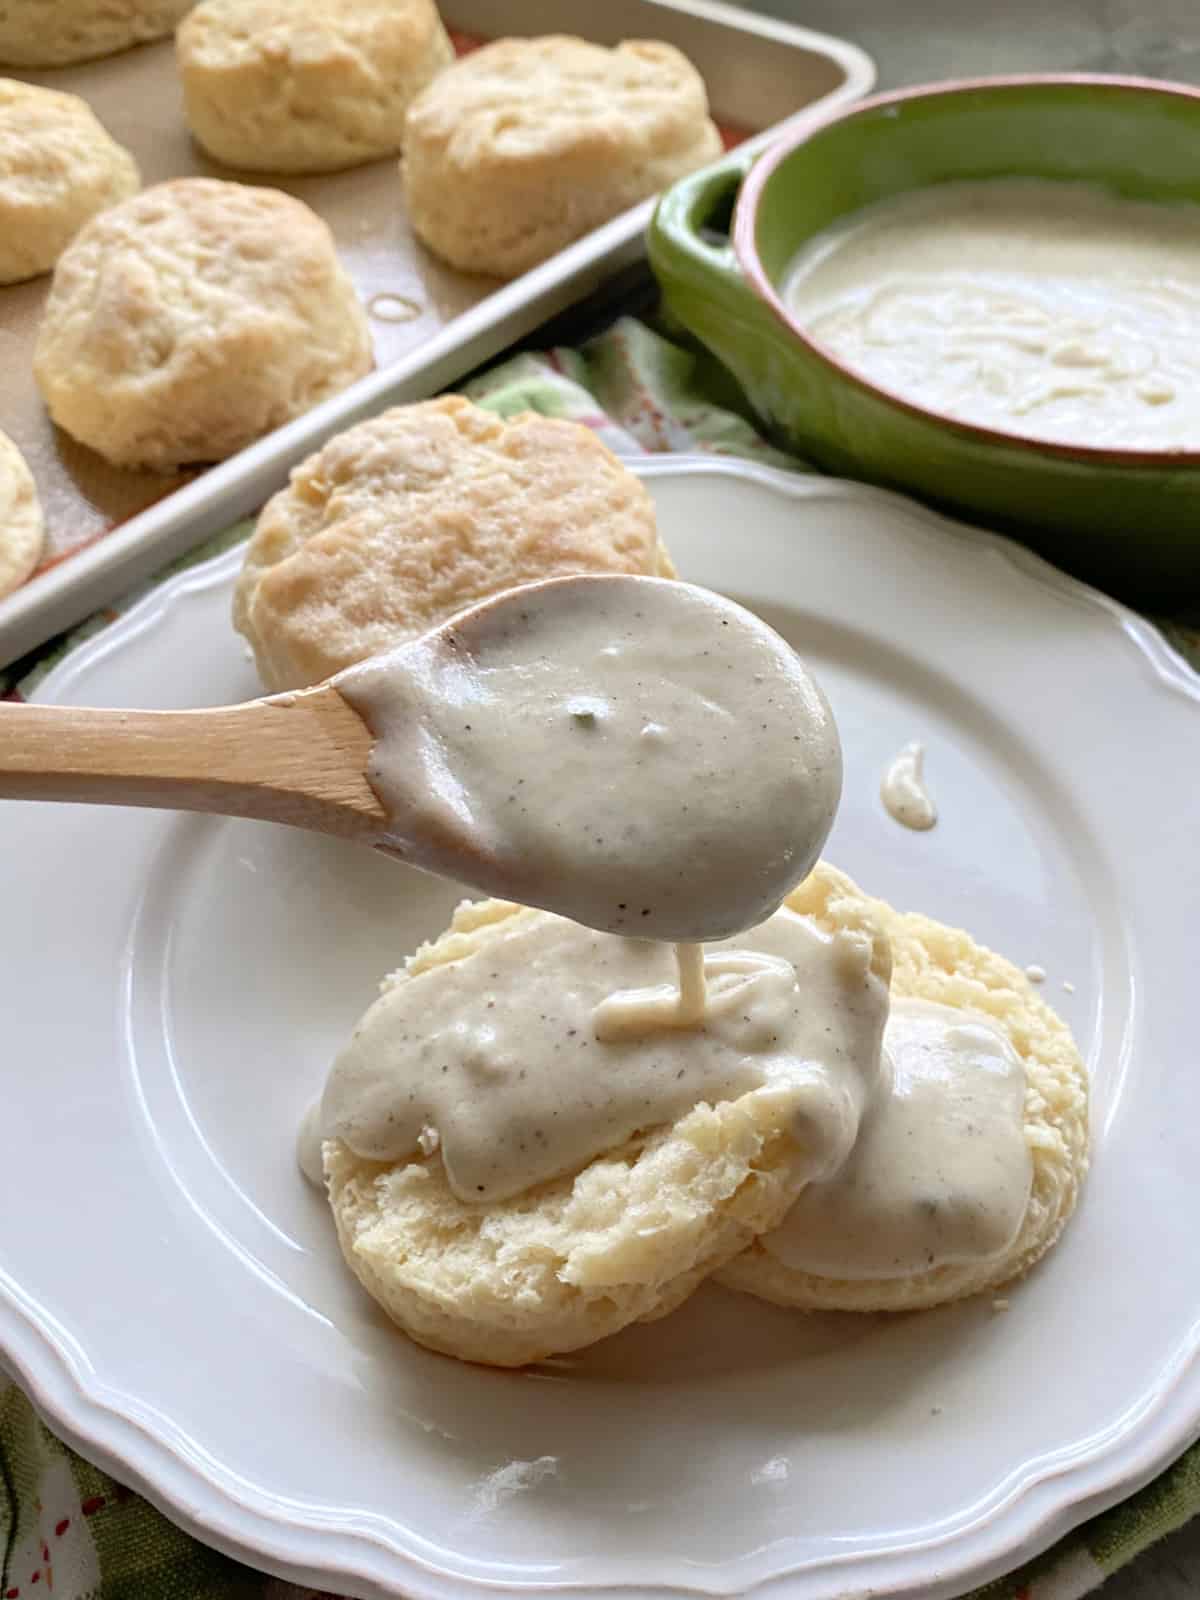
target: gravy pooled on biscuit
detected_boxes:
[318,907,889,1203]
[308,905,1033,1281]
[336,575,842,944]
[761,998,1032,1278]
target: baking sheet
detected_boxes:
[1,28,502,573]
[0,0,873,664]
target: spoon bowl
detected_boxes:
[0,573,841,942]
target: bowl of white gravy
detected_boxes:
[650,75,1200,605]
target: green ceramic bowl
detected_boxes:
[649,75,1200,607]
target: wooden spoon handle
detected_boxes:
[0,686,388,842]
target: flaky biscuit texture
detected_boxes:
[403,35,723,277]
[34,178,372,470]
[178,0,452,173]
[0,79,139,284]
[0,0,194,67]
[234,395,675,691]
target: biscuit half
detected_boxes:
[716,866,1090,1312]
[323,871,892,1367]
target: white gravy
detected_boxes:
[762,998,1032,1279]
[335,575,842,944]
[881,741,937,830]
[783,178,1200,450]
[316,907,889,1204]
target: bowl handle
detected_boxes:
[649,148,763,323]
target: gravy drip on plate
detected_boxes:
[335,575,842,944]
[881,741,937,830]
[784,179,1200,450]
[762,999,1032,1279]
[315,907,888,1204]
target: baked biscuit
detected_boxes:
[0,80,139,285]
[322,873,893,1367]
[233,396,675,692]
[177,0,453,174]
[402,35,723,278]
[33,178,372,470]
[717,866,1089,1312]
[0,0,193,67]
[0,429,44,596]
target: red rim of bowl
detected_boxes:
[732,72,1200,469]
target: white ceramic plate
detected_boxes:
[2,460,1198,1600]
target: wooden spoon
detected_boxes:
[0,575,593,850]
[0,683,386,844]
[0,571,835,947]
[0,573,671,866]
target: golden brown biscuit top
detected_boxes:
[235,396,673,690]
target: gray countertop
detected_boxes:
[739,1,1199,1593]
[753,0,1200,90]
